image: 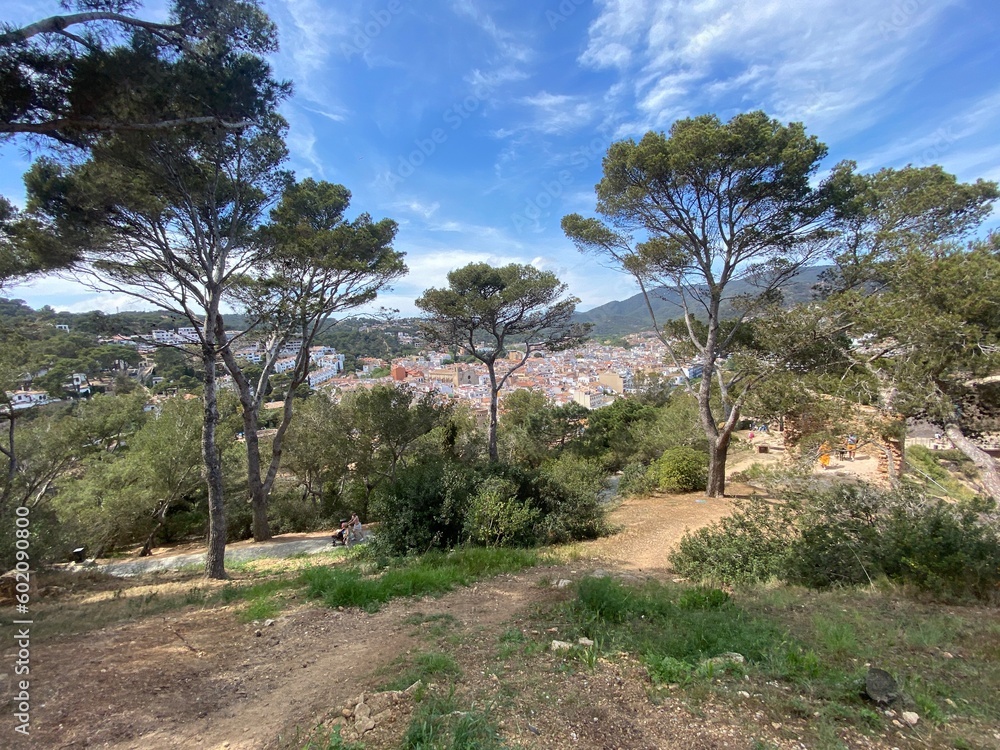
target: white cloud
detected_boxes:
[517,91,600,134]
[581,0,964,136]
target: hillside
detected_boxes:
[575,265,831,336]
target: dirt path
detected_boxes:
[1,487,778,750]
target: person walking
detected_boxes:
[818,441,832,469]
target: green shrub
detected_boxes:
[535,453,609,543]
[650,446,708,493]
[268,491,327,535]
[786,484,886,588]
[369,459,477,556]
[670,496,795,585]
[618,461,655,497]
[673,483,1000,601]
[464,476,540,547]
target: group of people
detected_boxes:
[818,434,859,468]
[332,513,364,546]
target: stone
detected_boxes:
[577,637,595,647]
[553,579,573,588]
[901,712,919,727]
[550,640,573,651]
[738,691,750,698]
[264,619,275,627]
[354,703,371,721]
[341,708,352,718]
[702,652,745,669]
[864,667,899,706]
[357,717,375,734]
[254,630,262,637]
[403,680,422,695]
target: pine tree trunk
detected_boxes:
[944,423,1000,502]
[487,365,499,462]
[202,349,227,579]
[706,437,729,497]
[244,426,271,542]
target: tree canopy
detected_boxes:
[564,111,847,496]
[416,262,589,461]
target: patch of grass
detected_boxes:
[812,616,859,659]
[544,577,1000,748]
[301,547,540,612]
[401,690,504,750]
[905,446,978,500]
[566,577,787,684]
[220,577,299,623]
[300,724,365,749]
[379,651,463,692]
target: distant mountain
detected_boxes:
[576,265,831,337]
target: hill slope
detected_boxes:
[576,265,830,336]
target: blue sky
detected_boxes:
[3,0,1000,315]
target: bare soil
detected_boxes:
[0,456,932,749]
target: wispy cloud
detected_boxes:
[582,0,963,135]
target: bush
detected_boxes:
[672,483,1000,601]
[267,491,327,536]
[536,454,609,543]
[650,447,708,493]
[670,496,795,585]
[618,461,656,497]
[464,476,540,547]
[369,455,609,555]
[369,459,476,557]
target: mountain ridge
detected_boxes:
[574,265,831,337]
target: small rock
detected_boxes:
[901,711,919,727]
[591,569,609,578]
[403,680,422,695]
[358,717,375,733]
[553,579,573,588]
[577,637,594,647]
[738,691,750,698]
[341,708,353,718]
[944,698,956,707]
[354,703,371,720]
[550,640,573,651]
[941,651,954,659]
[527,724,540,735]
[771,722,782,729]
[546,627,559,633]
[264,619,275,627]
[884,709,897,718]
[254,630,262,637]
[892,720,904,728]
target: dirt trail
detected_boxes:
[2,485,774,750]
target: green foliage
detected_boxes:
[571,397,658,470]
[618,461,656,497]
[300,547,540,612]
[649,446,709,493]
[301,725,365,750]
[371,454,607,556]
[671,496,796,585]
[672,484,1000,600]
[535,453,608,543]
[566,577,787,685]
[381,651,462,692]
[463,476,540,548]
[401,691,505,750]
[416,262,589,460]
